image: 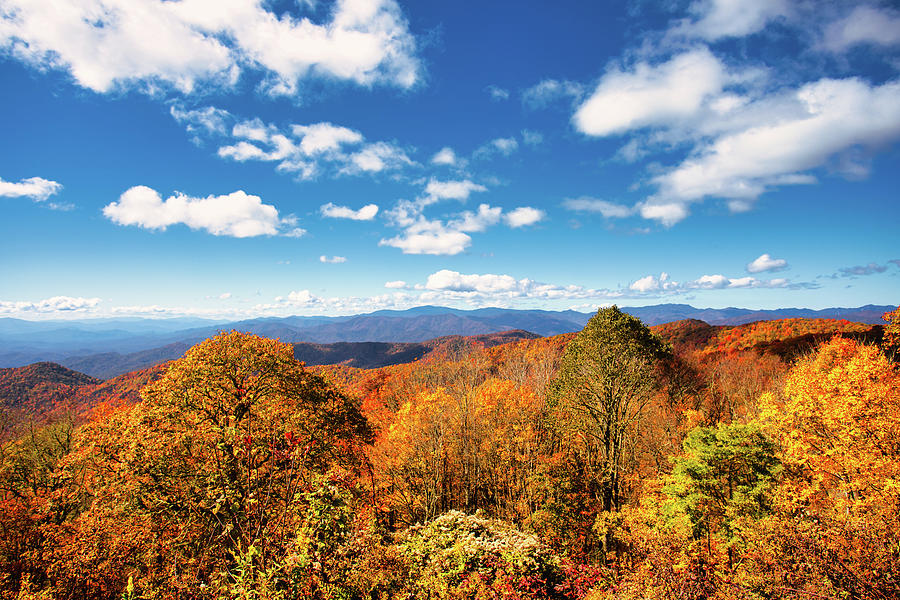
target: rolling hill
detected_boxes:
[1,304,893,374]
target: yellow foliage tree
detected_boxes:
[761,337,900,516]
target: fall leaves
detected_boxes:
[0,311,899,599]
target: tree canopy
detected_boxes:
[548,307,671,559]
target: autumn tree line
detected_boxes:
[1,306,898,599]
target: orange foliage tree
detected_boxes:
[748,337,900,598]
[42,331,372,598]
[883,304,900,356]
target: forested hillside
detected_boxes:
[0,308,897,599]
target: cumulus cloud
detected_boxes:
[563,197,633,218]
[319,255,347,263]
[629,273,678,293]
[522,79,584,108]
[692,274,730,289]
[0,0,421,96]
[474,137,519,159]
[292,123,364,155]
[573,48,727,137]
[0,296,102,315]
[380,178,499,255]
[381,202,538,254]
[254,288,424,315]
[504,206,545,228]
[384,280,407,289]
[677,0,790,41]
[212,116,414,180]
[424,179,487,202]
[574,65,900,226]
[426,270,519,293]
[653,77,900,208]
[103,185,303,237]
[0,176,63,202]
[417,270,616,305]
[170,105,231,138]
[342,141,415,175]
[690,273,788,289]
[320,202,379,220]
[628,271,792,294]
[379,221,473,255]
[747,253,787,273]
[452,204,503,233]
[412,267,793,305]
[638,202,690,227]
[822,5,900,52]
[430,147,459,166]
[558,5,900,228]
[382,176,548,255]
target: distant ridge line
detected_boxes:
[0,304,893,375]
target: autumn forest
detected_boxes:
[1,306,899,600]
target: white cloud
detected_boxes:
[424,179,487,202]
[320,255,347,263]
[521,129,544,146]
[727,276,755,288]
[654,77,900,205]
[630,275,661,293]
[103,185,301,238]
[573,48,727,137]
[0,0,420,96]
[284,290,321,306]
[342,141,414,174]
[430,147,459,166]
[486,85,510,100]
[626,270,792,294]
[413,270,616,306]
[219,292,232,300]
[383,177,546,255]
[692,273,730,289]
[212,116,413,180]
[474,137,519,159]
[822,5,900,52]
[170,105,232,137]
[426,270,519,293]
[504,206,545,228]
[689,273,788,289]
[380,179,497,255]
[320,202,379,220]
[218,140,277,162]
[379,220,473,255]
[747,253,787,273]
[0,296,102,315]
[0,266,812,320]
[563,197,633,218]
[451,204,503,233]
[638,201,690,227]
[559,8,900,227]
[0,176,63,202]
[522,79,584,108]
[292,122,364,154]
[255,289,422,315]
[629,272,680,293]
[679,0,790,41]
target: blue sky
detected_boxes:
[1,0,898,319]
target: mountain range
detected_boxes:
[0,303,892,378]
